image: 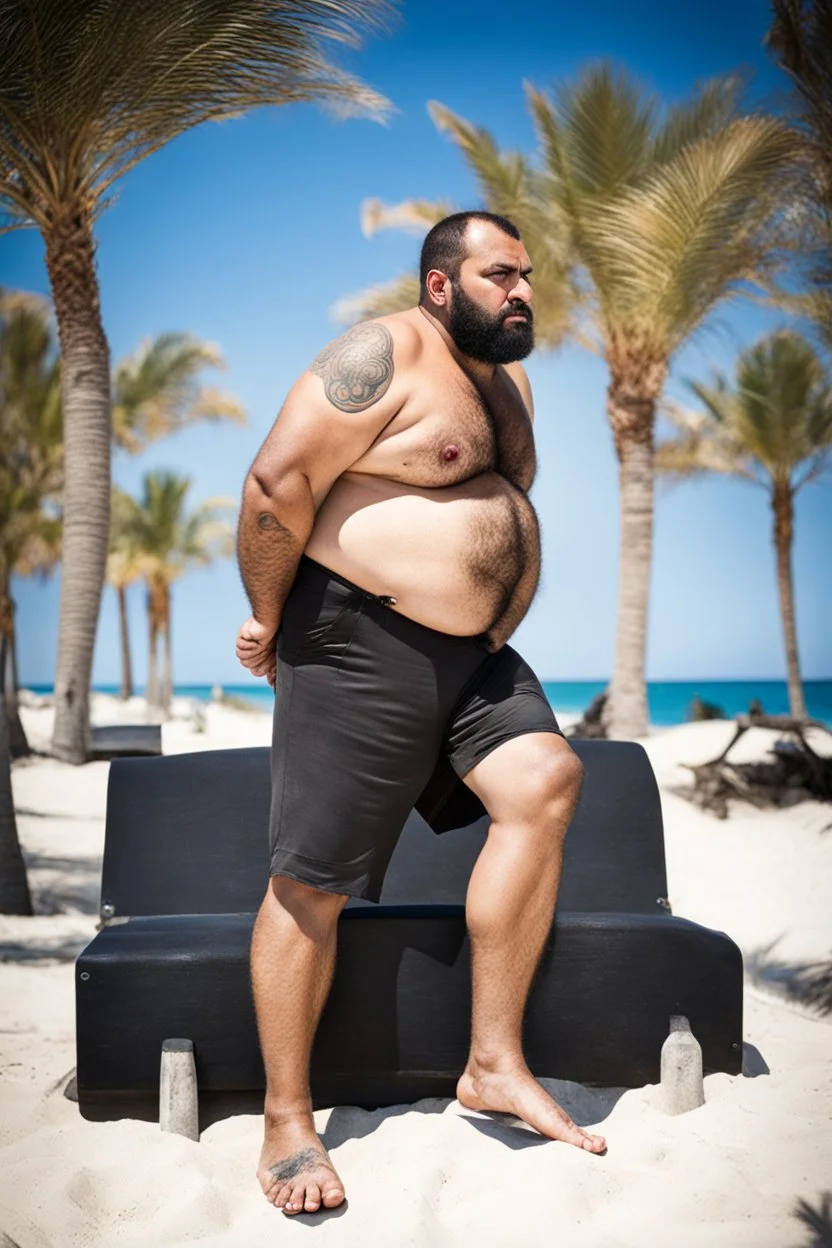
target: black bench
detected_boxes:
[90,724,162,760]
[76,740,743,1121]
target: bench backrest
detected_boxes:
[100,740,668,919]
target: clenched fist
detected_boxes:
[236,616,278,689]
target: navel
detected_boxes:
[442,444,460,462]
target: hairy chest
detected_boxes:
[355,366,536,490]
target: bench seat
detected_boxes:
[75,741,743,1119]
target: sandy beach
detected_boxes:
[1,695,831,1247]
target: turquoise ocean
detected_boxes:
[30,679,832,727]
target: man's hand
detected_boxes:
[236,616,278,689]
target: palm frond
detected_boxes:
[429,102,542,220]
[532,64,657,201]
[427,103,577,347]
[10,510,62,578]
[113,471,236,585]
[112,332,246,451]
[0,295,63,576]
[360,197,453,238]
[672,330,832,489]
[331,272,420,324]
[650,76,745,167]
[656,399,759,481]
[0,0,397,230]
[587,115,795,353]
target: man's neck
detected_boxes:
[417,304,497,386]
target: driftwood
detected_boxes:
[682,704,832,819]
[565,691,608,739]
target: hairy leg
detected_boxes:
[251,875,350,1213]
[457,733,606,1153]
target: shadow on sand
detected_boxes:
[792,1192,832,1247]
[0,932,91,963]
[748,945,832,1016]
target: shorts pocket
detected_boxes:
[281,577,358,662]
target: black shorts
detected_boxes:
[269,557,563,902]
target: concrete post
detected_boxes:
[660,1014,705,1115]
[160,1038,199,1141]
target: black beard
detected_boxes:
[447,282,534,363]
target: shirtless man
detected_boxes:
[236,211,606,1217]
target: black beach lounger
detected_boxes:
[90,724,162,760]
[75,741,743,1121]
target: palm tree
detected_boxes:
[107,331,247,698]
[0,0,394,764]
[767,0,832,350]
[343,66,796,736]
[107,492,145,702]
[0,295,63,755]
[656,330,832,720]
[0,693,32,914]
[116,473,235,713]
[112,333,245,453]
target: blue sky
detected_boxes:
[4,0,831,685]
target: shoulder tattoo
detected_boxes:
[309,323,394,413]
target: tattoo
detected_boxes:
[268,1146,333,1183]
[310,322,394,413]
[257,512,282,531]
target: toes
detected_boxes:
[283,1182,306,1214]
[322,1182,345,1208]
[304,1182,322,1212]
[273,1182,292,1209]
[260,1171,280,1199]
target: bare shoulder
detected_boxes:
[502,361,535,421]
[307,315,422,414]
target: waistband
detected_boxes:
[298,554,491,651]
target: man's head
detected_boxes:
[419,211,534,364]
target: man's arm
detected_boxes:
[237,319,417,644]
[504,361,535,423]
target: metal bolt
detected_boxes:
[79,971,90,981]
[100,902,115,920]
[731,1042,739,1049]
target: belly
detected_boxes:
[304,472,540,635]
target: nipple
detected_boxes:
[442,444,460,462]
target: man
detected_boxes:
[236,211,606,1217]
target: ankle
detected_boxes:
[465,1050,527,1078]
[263,1096,314,1129]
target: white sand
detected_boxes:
[1,696,831,1247]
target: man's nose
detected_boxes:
[509,277,532,303]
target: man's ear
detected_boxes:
[424,269,450,308]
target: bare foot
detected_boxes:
[457,1059,607,1153]
[257,1115,345,1214]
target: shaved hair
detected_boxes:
[419,211,521,301]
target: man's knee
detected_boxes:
[511,739,585,828]
[264,873,349,934]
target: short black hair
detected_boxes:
[419,211,521,301]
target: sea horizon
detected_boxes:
[24,679,832,728]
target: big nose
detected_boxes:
[509,277,532,304]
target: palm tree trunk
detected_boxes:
[43,210,112,765]
[147,592,159,710]
[0,581,29,758]
[117,584,134,701]
[604,375,662,740]
[0,694,33,915]
[161,587,173,712]
[772,483,807,720]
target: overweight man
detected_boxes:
[236,210,606,1217]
